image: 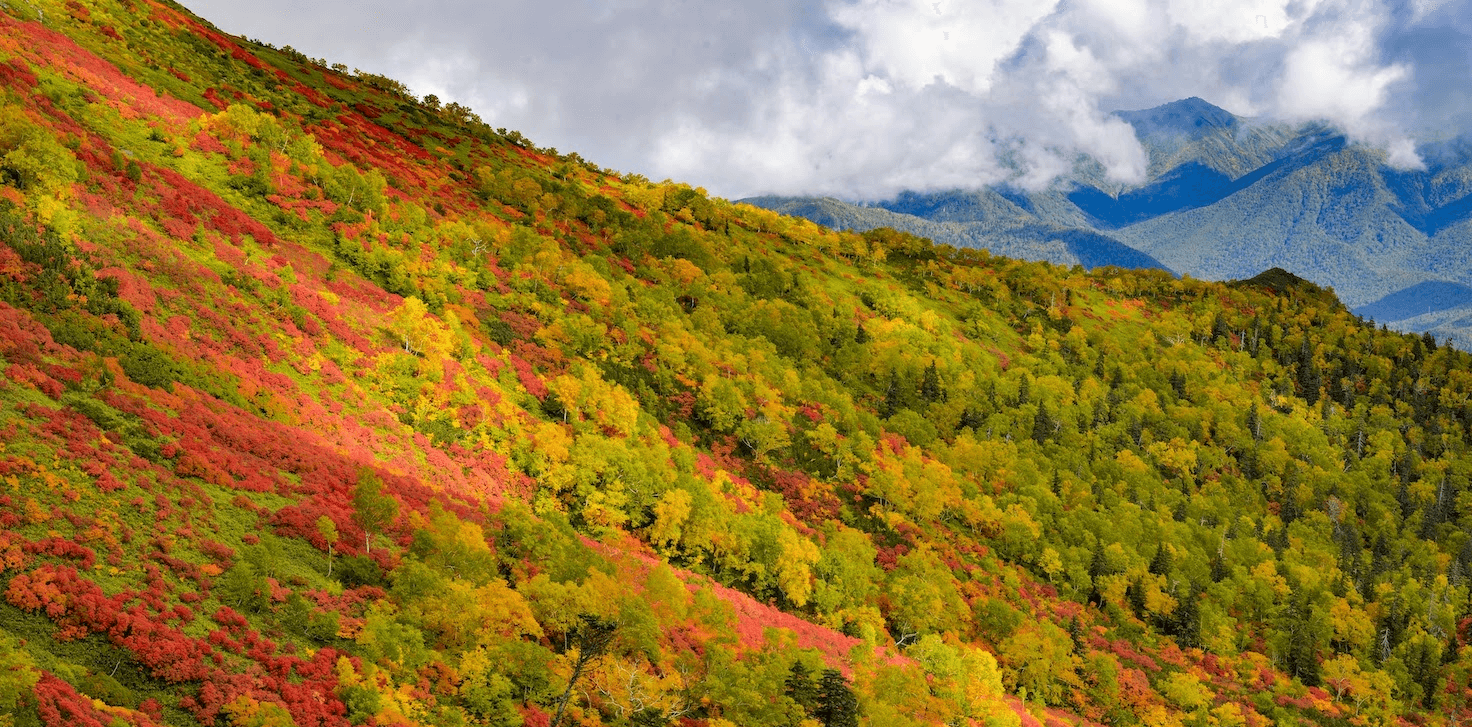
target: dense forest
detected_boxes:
[1,2,1471,727]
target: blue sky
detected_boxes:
[185,0,1472,199]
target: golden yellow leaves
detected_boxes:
[1145,437,1199,481]
[1158,671,1212,713]
[774,527,821,609]
[221,694,295,727]
[387,297,453,372]
[412,578,542,651]
[649,488,692,553]
[546,364,639,437]
[0,105,78,200]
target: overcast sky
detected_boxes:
[183,0,1472,200]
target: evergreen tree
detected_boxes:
[1067,616,1086,652]
[1148,544,1173,577]
[958,406,983,432]
[1032,402,1052,444]
[1126,579,1147,615]
[1211,312,1229,343]
[920,361,944,403]
[881,370,902,418]
[1209,551,1228,583]
[1297,338,1322,404]
[1169,585,1201,648]
[1285,615,1321,687]
[1279,465,1301,525]
[217,561,269,613]
[815,669,859,727]
[785,661,819,716]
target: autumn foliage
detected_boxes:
[0,2,1470,727]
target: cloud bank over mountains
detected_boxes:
[186,0,1472,199]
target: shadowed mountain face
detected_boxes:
[742,98,1472,344]
[1067,162,1235,228]
[1356,281,1472,322]
[1383,170,1472,236]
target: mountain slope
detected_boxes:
[0,4,1470,727]
[1112,97,1298,180]
[1112,138,1434,306]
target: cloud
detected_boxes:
[183,0,1470,198]
[826,0,1060,94]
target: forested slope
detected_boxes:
[0,3,1471,727]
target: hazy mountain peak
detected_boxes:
[1115,97,1240,139]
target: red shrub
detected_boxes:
[22,537,96,569]
[32,672,111,727]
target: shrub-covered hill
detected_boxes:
[1,2,1472,726]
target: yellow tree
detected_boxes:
[773,526,821,608]
[387,296,454,377]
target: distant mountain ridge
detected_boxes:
[1355,281,1472,323]
[743,193,1174,273]
[741,97,1472,346]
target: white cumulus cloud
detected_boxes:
[183,0,1468,198]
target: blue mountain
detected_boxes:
[1355,281,1472,323]
[741,195,1171,273]
[742,98,1472,349]
[1067,162,1235,228]
[1114,96,1239,139]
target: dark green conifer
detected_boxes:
[1032,402,1052,444]
[785,661,819,715]
[1148,544,1173,576]
[1209,552,1228,583]
[815,669,859,727]
[1067,616,1086,652]
[920,361,944,403]
[1211,312,1229,343]
[1170,585,1201,648]
[881,370,902,418]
